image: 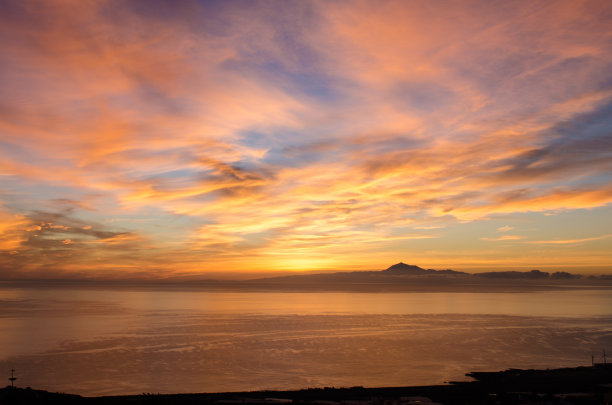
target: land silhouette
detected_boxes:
[2,364,611,404]
[5,263,612,292]
[237,263,612,292]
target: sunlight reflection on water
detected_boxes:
[3,288,612,316]
[1,287,611,396]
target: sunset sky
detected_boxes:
[1,0,611,279]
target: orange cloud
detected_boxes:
[480,235,524,242]
[0,208,29,251]
[1,0,611,276]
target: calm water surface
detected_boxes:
[1,287,611,396]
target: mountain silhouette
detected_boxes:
[382,262,467,276]
[14,263,596,292]
[383,262,427,274]
[250,263,470,287]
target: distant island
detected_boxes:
[217,262,611,292]
[5,263,612,292]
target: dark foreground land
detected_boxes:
[1,365,611,405]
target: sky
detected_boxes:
[0,0,611,279]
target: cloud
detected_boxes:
[527,234,612,245]
[0,0,611,276]
[0,209,153,278]
[480,235,524,242]
[0,205,29,251]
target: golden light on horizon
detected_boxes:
[0,0,611,279]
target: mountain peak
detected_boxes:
[383,262,427,274]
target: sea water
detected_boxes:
[1,286,611,396]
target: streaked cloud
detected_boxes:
[528,234,612,245]
[0,0,611,277]
[480,235,524,242]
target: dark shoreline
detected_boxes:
[2,365,611,405]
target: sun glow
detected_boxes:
[0,0,611,278]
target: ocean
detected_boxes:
[1,285,611,396]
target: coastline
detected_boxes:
[2,365,611,405]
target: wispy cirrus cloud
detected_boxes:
[528,234,612,245]
[0,0,611,276]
